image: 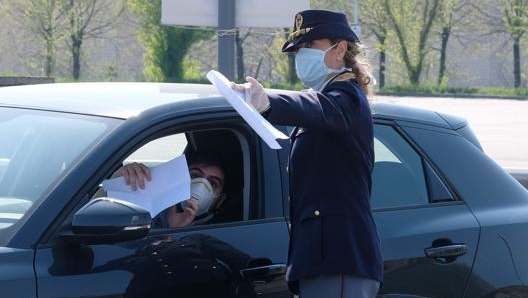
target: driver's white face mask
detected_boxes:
[189,177,218,216]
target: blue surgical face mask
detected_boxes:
[295,43,343,90]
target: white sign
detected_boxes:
[162,0,309,28]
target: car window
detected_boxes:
[125,134,187,167]
[99,128,247,228]
[0,107,116,229]
[371,124,429,209]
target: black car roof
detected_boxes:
[0,82,462,129]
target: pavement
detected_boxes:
[375,95,528,170]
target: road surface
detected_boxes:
[376,95,528,170]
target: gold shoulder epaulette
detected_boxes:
[333,72,356,82]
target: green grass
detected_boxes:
[378,84,528,99]
[264,81,528,99]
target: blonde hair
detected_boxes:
[333,39,375,97]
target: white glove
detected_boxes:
[232,76,270,113]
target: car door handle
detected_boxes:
[424,244,467,259]
[240,264,286,284]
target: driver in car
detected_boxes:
[112,151,228,228]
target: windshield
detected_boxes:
[0,107,116,231]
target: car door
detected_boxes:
[372,123,480,298]
[33,115,291,298]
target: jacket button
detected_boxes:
[314,210,320,216]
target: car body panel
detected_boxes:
[0,247,36,298]
[374,203,479,297]
[397,119,528,297]
[35,220,290,298]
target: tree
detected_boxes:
[235,30,251,82]
[472,0,528,88]
[127,0,213,82]
[5,0,65,77]
[382,0,441,85]
[4,0,124,79]
[436,0,458,86]
[63,0,125,80]
[359,0,390,88]
[283,29,297,85]
[311,0,352,12]
[435,0,476,86]
[499,0,528,88]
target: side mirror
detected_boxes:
[59,197,151,245]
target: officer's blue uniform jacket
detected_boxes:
[266,71,384,284]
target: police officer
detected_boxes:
[232,9,383,298]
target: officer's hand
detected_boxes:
[231,76,270,113]
[115,162,152,191]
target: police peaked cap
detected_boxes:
[282,9,359,52]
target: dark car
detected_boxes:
[0,82,527,298]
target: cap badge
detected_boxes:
[295,13,303,31]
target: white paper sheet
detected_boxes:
[102,154,190,218]
[206,70,289,149]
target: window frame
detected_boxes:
[372,122,455,210]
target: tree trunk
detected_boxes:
[286,52,296,84]
[283,28,297,85]
[71,37,82,80]
[378,35,386,88]
[513,36,521,88]
[410,69,420,85]
[438,27,450,86]
[45,38,55,77]
[235,30,245,82]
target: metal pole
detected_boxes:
[218,0,236,80]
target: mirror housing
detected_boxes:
[59,197,151,245]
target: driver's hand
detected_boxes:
[167,199,198,227]
[115,162,152,191]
